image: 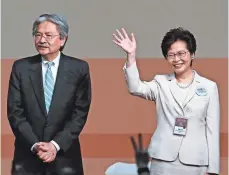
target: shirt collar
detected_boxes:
[41,51,61,68]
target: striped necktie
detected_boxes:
[44,62,55,113]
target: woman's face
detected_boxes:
[166,40,193,75]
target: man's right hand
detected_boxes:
[33,142,57,163]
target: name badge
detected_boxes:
[196,87,207,96]
[173,117,188,136]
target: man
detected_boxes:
[7,14,91,175]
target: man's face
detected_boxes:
[34,21,66,56]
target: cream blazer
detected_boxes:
[123,62,220,174]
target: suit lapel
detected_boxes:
[168,71,201,110]
[29,55,47,117]
[183,72,200,108]
[47,53,69,120]
[169,78,183,110]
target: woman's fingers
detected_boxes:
[116,29,124,40]
[113,33,121,43]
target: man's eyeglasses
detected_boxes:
[167,50,189,60]
[34,33,60,41]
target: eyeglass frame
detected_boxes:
[34,32,60,41]
[166,50,190,60]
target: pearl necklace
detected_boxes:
[176,71,195,89]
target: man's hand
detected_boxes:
[36,142,57,163]
[130,133,150,175]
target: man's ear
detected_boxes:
[60,36,68,47]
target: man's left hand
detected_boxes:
[36,142,57,163]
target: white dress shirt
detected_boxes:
[31,51,61,152]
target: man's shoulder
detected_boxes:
[63,54,88,65]
[63,54,89,71]
[13,54,40,68]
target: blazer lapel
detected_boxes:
[169,77,183,110]
[168,71,201,110]
[47,53,69,120]
[182,71,201,108]
[29,55,47,117]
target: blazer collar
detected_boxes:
[28,52,69,118]
[166,70,201,83]
[167,70,202,112]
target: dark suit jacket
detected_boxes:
[7,53,91,175]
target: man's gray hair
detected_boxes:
[32,14,69,51]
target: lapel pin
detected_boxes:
[196,87,207,96]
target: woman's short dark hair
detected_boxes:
[161,27,197,58]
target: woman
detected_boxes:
[112,27,220,175]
